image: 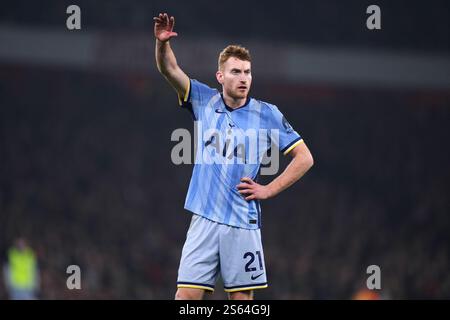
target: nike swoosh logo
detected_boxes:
[215,109,226,114]
[251,273,264,280]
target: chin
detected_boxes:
[234,92,247,99]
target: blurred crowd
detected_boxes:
[0,64,449,299]
[1,0,449,53]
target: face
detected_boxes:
[216,57,252,100]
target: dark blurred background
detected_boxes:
[0,0,449,299]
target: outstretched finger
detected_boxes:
[169,16,175,30]
[164,13,170,26]
[157,14,166,26]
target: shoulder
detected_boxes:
[188,79,220,106]
[252,98,280,114]
[191,79,219,94]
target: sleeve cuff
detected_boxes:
[178,79,191,106]
[282,138,303,156]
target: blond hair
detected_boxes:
[218,45,251,70]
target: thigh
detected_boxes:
[177,214,220,292]
[219,226,268,293]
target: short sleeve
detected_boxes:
[269,106,303,155]
[178,79,217,120]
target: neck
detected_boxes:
[222,93,247,109]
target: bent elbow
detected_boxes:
[306,152,314,169]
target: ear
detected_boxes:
[216,70,224,85]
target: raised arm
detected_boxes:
[154,13,190,100]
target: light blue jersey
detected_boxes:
[179,79,303,229]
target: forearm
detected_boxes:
[267,153,313,198]
[155,39,189,97]
[155,39,178,75]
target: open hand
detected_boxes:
[153,13,178,42]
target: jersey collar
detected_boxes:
[220,93,251,112]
